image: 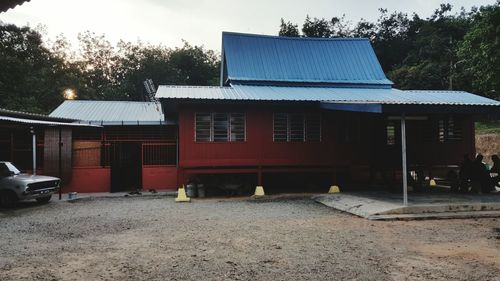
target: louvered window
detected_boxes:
[273,113,321,142]
[438,116,463,143]
[213,113,229,142]
[195,112,245,142]
[195,113,212,142]
[230,113,245,141]
[386,121,396,145]
[273,113,288,142]
[306,114,321,142]
[289,114,305,141]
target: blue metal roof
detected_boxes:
[156,85,500,106]
[222,32,392,86]
[50,101,171,125]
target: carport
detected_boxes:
[0,108,99,198]
[321,90,500,205]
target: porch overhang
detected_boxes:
[320,102,500,116]
[0,115,101,127]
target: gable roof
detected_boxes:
[50,100,168,125]
[221,32,392,86]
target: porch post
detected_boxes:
[31,127,36,175]
[401,115,408,205]
[58,127,62,200]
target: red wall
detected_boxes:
[142,166,178,190]
[64,168,111,193]
[178,104,475,171]
[63,166,179,193]
[178,104,365,168]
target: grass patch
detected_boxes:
[476,120,500,135]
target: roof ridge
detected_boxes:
[222,31,369,41]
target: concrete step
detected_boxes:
[369,210,500,220]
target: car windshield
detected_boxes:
[3,162,21,175]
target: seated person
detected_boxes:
[470,154,490,193]
[490,155,500,189]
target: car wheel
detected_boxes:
[36,195,52,204]
[0,191,18,208]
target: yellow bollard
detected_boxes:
[429,179,437,187]
[328,185,340,193]
[175,185,191,202]
[253,186,265,197]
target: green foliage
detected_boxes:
[0,23,76,113]
[279,19,300,37]
[302,15,333,37]
[456,4,500,99]
[0,24,220,113]
[476,120,500,134]
[278,3,500,100]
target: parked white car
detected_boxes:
[0,161,60,208]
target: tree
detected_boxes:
[456,4,500,99]
[302,15,332,38]
[386,5,472,90]
[0,23,76,113]
[279,19,300,37]
[0,23,221,113]
[75,31,122,100]
[116,41,219,101]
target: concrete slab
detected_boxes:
[313,191,500,220]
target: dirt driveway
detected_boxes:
[0,195,499,281]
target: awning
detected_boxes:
[0,115,101,127]
[320,102,500,115]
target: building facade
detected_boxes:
[47,32,499,194]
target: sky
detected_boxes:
[0,0,497,52]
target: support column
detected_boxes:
[31,127,36,175]
[257,166,263,186]
[58,127,62,200]
[401,115,408,206]
[254,166,265,197]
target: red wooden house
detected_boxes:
[155,32,499,195]
[49,32,499,196]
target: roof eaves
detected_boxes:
[0,107,78,122]
[228,78,394,86]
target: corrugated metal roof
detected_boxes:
[0,115,100,127]
[49,101,168,125]
[222,32,392,86]
[0,107,76,122]
[156,85,500,106]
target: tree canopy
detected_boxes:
[0,26,219,113]
[279,2,500,100]
[0,2,498,114]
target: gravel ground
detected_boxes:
[0,195,499,281]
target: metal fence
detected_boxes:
[142,143,176,166]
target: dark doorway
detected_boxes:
[110,142,142,192]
